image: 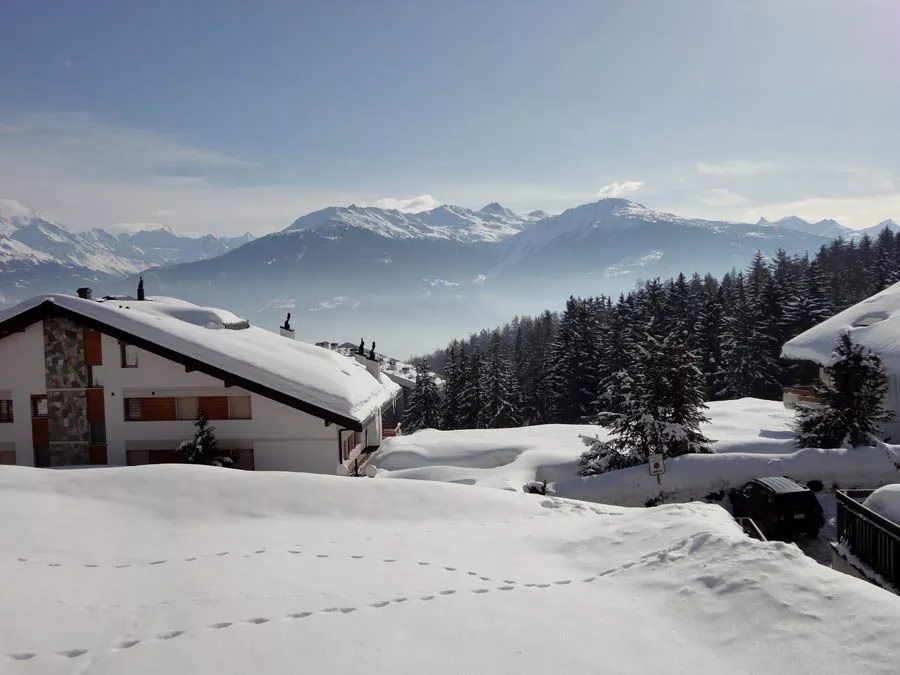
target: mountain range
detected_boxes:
[0,199,253,304]
[1,196,896,354]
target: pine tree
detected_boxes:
[718,276,781,399]
[179,409,232,466]
[402,362,443,433]
[795,332,893,448]
[481,332,522,428]
[579,328,713,475]
[459,351,485,429]
[440,343,467,429]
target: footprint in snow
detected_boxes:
[59,648,88,658]
[216,552,229,557]
[286,612,312,619]
[158,630,184,640]
[246,617,270,625]
[210,622,233,629]
[443,566,456,571]
[8,653,36,661]
[117,640,140,650]
[149,560,166,565]
[185,557,197,562]
[370,601,390,608]
[439,590,456,595]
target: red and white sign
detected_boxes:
[648,454,665,476]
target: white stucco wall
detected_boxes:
[0,324,379,473]
[0,322,45,466]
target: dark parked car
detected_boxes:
[729,476,825,540]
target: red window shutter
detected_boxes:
[83,328,103,366]
[86,389,105,423]
[198,396,229,420]
[141,397,177,421]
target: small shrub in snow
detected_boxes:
[523,480,556,496]
[807,479,824,493]
[179,409,234,467]
[704,490,726,502]
[794,332,893,448]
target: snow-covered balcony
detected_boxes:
[782,385,824,409]
[832,488,900,593]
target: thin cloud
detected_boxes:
[696,160,778,176]
[694,188,749,208]
[597,180,645,198]
[368,195,441,212]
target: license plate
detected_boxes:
[793,514,805,520]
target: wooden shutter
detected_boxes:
[198,396,229,420]
[84,328,103,366]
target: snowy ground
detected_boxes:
[373,399,900,506]
[2,464,900,674]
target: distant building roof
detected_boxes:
[782,281,900,369]
[0,295,400,430]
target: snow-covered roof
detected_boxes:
[782,281,900,370]
[0,294,400,429]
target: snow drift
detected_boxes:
[1,464,900,674]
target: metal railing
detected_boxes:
[835,489,900,588]
[735,517,767,541]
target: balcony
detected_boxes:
[832,489,900,592]
[782,385,824,410]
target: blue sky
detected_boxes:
[1,0,898,234]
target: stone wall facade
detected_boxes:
[47,390,89,443]
[48,443,91,467]
[43,317,88,389]
[43,317,91,466]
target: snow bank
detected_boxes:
[863,484,900,525]
[556,444,900,507]
[373,399,798,491]
[2,464,900,674]
[373,424,602,490]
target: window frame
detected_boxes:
[0,399,12,423]
[120,342,139,368]
[31,395,48,418]
[124,398,142,421]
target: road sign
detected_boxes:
[648,454,665,476]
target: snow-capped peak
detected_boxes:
[284,203,539,243]
[478,202,517,219]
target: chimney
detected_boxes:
[354,341,382,381]
[280,312,295,339]
[76,287,92,300]
[137,276,145,301]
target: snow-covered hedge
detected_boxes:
[554,445,900,507]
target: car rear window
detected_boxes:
[777,491,818,510]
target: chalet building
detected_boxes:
[781,280,900,441]
[0,289,400,473]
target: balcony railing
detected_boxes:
[835,489,900,589]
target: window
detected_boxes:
[0,451,15,465]
[89,365,104,388]
[90,422,107,444]
[125,398,142,420]
[120,342,139,368]
[31,395,48,418]
[0,400,12,423]
[228,395,252,420]
[177,397,199,420]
